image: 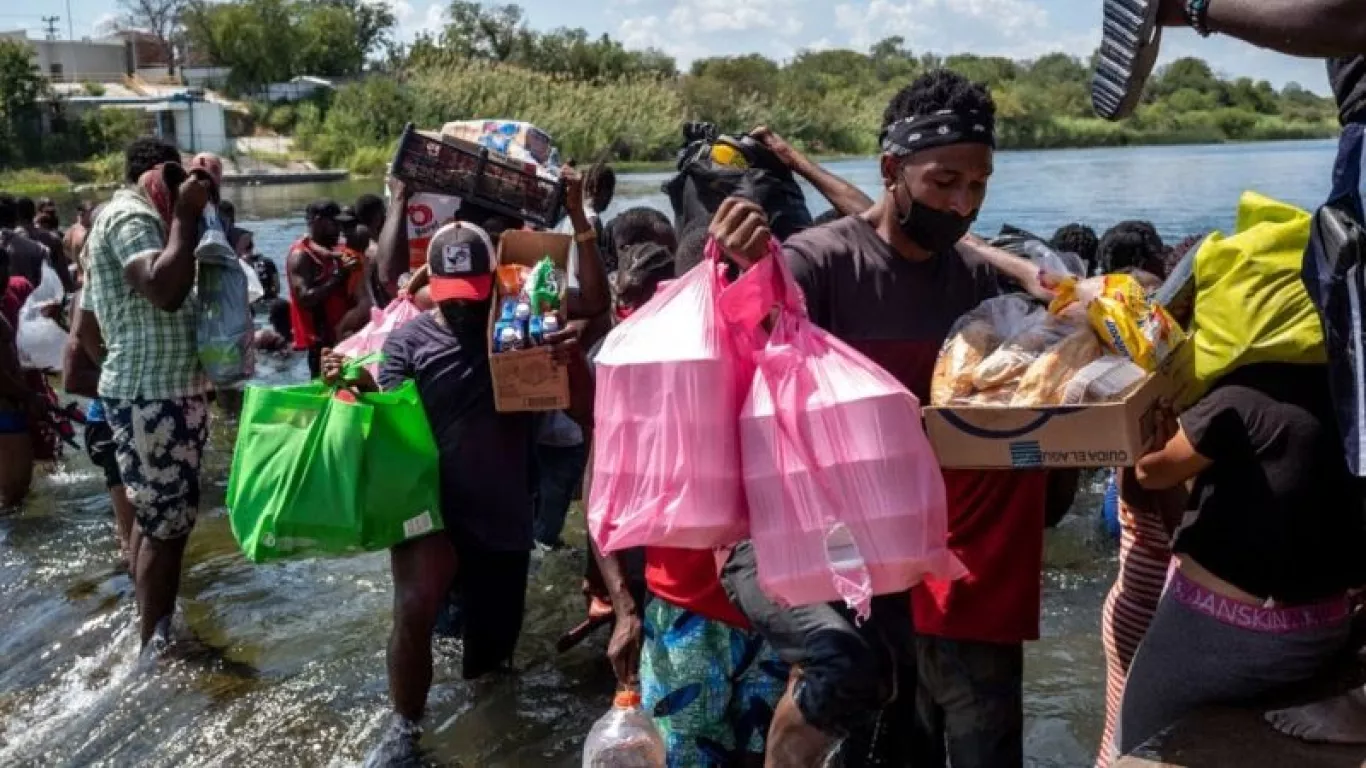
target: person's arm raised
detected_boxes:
[753,126,874,217]
[1156,0,1366,58]
[122,177,209,312]
[562,167,611,320]
[376,178,412,294]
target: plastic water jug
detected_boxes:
[582,689,666,768]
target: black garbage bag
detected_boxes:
[1303,123,1366,477]
[663,122,813,242]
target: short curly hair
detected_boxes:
[124,137,181,184]
[1050,223,1099,273]
[882,69,996,138]
[1098,220,1166,276]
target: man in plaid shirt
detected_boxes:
[81,137,213,649]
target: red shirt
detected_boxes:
[783,218,1048,644]
[287,237,351,351]
[3,276,35,329]
[913,469,1048,643]
[646,547,750,628]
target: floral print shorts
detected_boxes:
[107,396,209,540]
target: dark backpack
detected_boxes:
[662,123,813,242]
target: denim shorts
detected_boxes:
[107,396,209,540]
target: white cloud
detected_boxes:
[384,0,444,42]
[666,0,803,36]
[834,0,933,51]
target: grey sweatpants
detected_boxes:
[1113,585,1350,757]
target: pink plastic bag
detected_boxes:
[587,245,754,553]
[334,296,423,377]
[736,253,965,620]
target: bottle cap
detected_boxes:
[613,688,642,708]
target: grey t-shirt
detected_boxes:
[378,312,535,551]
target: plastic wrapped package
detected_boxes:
[334,296,424,379]
[736,252,965,620]
[1047,273,1185,371]
[1010,329,1104,406]
[15,264,66,371]
[1061,356,1148,405]
[930,320,999,406]
[588,242,754,553]
[196,206,255,387]
[972,314,1081,390]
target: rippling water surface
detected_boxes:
[0,139,1341,766]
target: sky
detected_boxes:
[8,0,1335,94]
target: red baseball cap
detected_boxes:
[427,221,496,302]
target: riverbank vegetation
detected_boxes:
[273,2,1338,172]
[1,1,1344,185]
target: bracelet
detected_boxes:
[574,229,598,244]
[1184,0,1212,37]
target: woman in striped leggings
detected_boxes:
[1096,469,1187,767]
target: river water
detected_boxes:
[0,139,1342,767]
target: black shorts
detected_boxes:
[719,540,917,738]
[83,419,122,490]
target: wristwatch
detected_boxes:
[574,229,598,244]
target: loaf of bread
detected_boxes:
[969,383,1018,406]
[931,320,1000,406]
[972,315,1075,391]
[1010,329,1104,406]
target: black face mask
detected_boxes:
[895,182,976,255]
[438,301,491,341]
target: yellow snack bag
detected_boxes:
[1048,274,1186,371]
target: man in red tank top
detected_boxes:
[286,200,358,377]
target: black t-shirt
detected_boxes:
[1330,57,1366,126]
[378,312,534,551]
[1177,363,1366,602]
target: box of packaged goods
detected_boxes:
[923,275,1186,469]
[487,230,572,412]
[389,123,565,230]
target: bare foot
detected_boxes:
[1266,686,1366,744]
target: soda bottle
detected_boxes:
[582,688,665,768]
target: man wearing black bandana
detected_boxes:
[709,70,1047,767]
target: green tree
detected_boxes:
[0,38,48,167]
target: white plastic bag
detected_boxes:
[16,263,66,371]
[241,259,265,304]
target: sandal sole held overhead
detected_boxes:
[1092,0,1163,121]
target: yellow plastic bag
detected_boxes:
[1048,274,1184,371]
[1189,191,1325,396]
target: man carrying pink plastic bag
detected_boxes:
[709,69,1048,767]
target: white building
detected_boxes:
[51,82,233,155]
[0,30,132,83]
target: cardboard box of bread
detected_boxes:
[486,230,572,412]
[924,274,1186,469]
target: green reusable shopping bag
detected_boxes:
[227,374,443,563]
[355,379,443,550]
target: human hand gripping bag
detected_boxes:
[734,250,965,621]
[587,243,752,553]
[226,362,443,563]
